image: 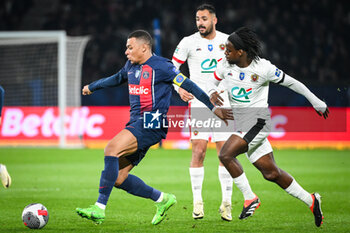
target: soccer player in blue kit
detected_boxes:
[76,30,233,225]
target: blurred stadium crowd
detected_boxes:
[1,0,349,106]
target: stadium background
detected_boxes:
[1,0,349,107]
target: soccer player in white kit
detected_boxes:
[208,27,328,227]
[172,4,256,221]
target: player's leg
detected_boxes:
[214,140,233,221]
[219,134,259,219]
[253,152,323,227]
[76,129,137,224]
[114,156,176,225]
[0,164,11,188]
[190,138,208,219]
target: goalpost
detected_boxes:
[0,31,89,148]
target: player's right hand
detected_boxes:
[210,90,224,106]
[315,107,329,119]
[179,87,194,102]
[82,85,92,95]
[213,107,234,126]
[314,100,329,119]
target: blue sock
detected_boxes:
[97,156,119,205]
[117,174,161,201]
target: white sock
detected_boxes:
[95,202,106,210]
[284,179,313,207]
[218,166,233,204]
[155,192,164,203]
[189,167,204,202]
[233,172,256,200]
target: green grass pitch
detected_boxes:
[0,147,349,232]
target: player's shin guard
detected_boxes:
[97,156,119,205]
[117,174,161,201]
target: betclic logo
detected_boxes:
[129,84,150,95]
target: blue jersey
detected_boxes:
[124,56,178,122]
[89,55,214,124]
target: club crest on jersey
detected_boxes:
[239,72,245,80]
[194,130,199,136]
[208,44,213,51]
[251,74,259,82]
[142,71,150,79]
[135,70,141,79]
[219,44,225,50]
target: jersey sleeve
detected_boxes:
[262,59,285,84]
[172,37,189,65]
[214,61,226,81]
[88,62,128,92]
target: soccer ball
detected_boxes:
[22,203,49,229]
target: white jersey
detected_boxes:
[172,31,228,91]
[213,57,284,131]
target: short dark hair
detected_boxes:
[228,27,261,61]
[196,3,216,15]
[128,30,153,48]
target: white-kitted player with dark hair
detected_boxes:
[208,27,328,226]
[172,4,257,221]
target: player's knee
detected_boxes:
[262,169,281,182]
[104,144,122,157]
[192,147,206,161]
[218,150,232,164]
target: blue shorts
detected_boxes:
[124,119,167,166]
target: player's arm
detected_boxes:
[82,69,127,95]
[171,59,194,102]
[277,74,329,119]
[172,38,194,101]
[173,73,233,124]
[207,71,225,106]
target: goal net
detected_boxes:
[0,31,89,148]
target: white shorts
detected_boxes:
[189,91,233,142]
[232,119,273,163]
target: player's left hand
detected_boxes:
[213,107,234,126]
[210,90,224,106]
[315,107,329,119]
